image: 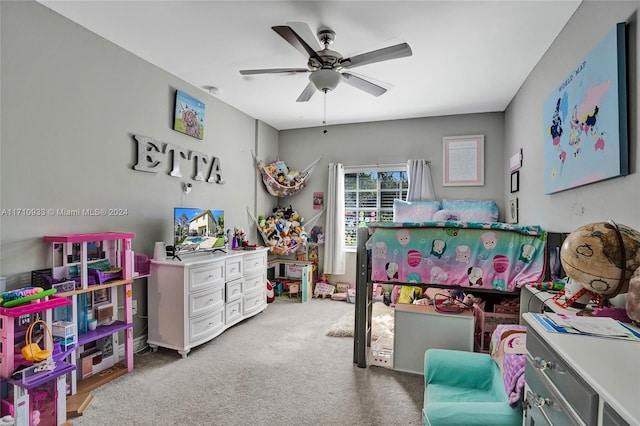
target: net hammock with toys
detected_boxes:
[253,152,323,198]
[247,205,324,256]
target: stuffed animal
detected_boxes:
[462,293,483,307]
[273,160,288,175]
[263,164,277,176]
[450,288,465,301]
[286,170,300,185]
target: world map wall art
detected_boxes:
[543,22,628,195]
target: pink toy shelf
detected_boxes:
[0,296,72,378]
[0,295,70,318]
[0,296,74,426]
[41,231,137,397]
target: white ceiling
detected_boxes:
[38,1,582,130]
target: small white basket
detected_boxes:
[370,336,394,368]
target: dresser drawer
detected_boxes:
[525,357,582,425]
[225,256,243,281]
[243,252,266,275]
[603,403,630,426]
[243,286,265,316]
[225,298,243,324]
[189,262,224,292]
[243,271,264,292]
[189,308,225,344]
[189,284,224,318]
[527,328,597,425]
[226,278,243,302]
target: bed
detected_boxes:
[369,221,546,292]
[353,199,548,368]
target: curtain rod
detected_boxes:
[340,160,430,169]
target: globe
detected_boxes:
[560,222,640,297]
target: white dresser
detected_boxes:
[522,313,639,425]
[148,248,268,357]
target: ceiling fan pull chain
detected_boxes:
[323,90,328,134]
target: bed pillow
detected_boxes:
[442,199,499,222]
[432,209,460,221]
[393,199,442,222]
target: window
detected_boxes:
[344,166,408,248]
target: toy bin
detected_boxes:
[370,336,393,369]
[134,253,150,276]
[493,299,520,315]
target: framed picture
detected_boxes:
[313,192,324,210]
[443,135,484,186]
[173,90,205,139]
[508,197,519,224]
[510,170,520,193]
[542,22,628,194]
[509,148,522,172]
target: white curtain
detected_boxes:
[323,163,345,275]
[406,159,436,201]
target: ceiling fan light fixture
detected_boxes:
[309,69,342,92]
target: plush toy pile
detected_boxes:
[262,160,304,188]
[256,159,310,197]
[257,205,308,255]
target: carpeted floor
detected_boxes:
[70,298,424,426]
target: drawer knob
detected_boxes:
[526,390,551,408]
[533,356,554,371]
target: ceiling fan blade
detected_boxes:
[272,25,324,64]
[342,73,387,97]
[341,42,412,69]
[285,22,321,50]
[296,82,316,102]
[240,68,309,76]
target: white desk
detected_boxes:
[523,313,640,425]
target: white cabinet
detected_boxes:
[522,313,639,425]
[148,248,268,357]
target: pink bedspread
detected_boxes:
[369,221,546,292]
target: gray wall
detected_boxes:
[0,2,277,329]
[279,113,506,284]
[2,1,639,302]
[505,1,640,233]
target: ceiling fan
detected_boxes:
[239,23,412,102]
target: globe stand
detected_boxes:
[552,287,602,309]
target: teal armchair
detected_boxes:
[422,348,523,426]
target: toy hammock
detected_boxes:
[253,153,323,197]
[247,207,324,256]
